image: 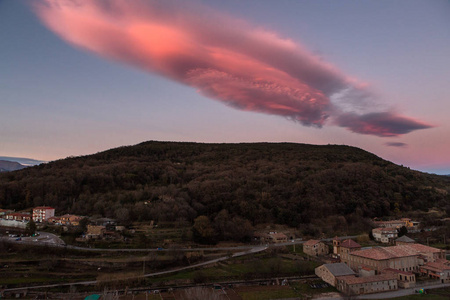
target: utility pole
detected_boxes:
[143,257,145,275]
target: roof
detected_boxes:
[269,232,287,238]
[304,239,321,246]
[421,261,450,273]
[373,227,398,233]
[405,243,442,254]
[322,263,355,277]
[339,273,397,285]
[33,206,55,210]
[340,239,361,248]
[351,244,442,260]
[396,235,415,243]
[8,212,30,217]
[383,268,414,276]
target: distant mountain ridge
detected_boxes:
[0,156,46,166]
[0,160,27,172]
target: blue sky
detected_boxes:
[1,0,449,174]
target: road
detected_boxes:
[0,231,65,247]
[357,282,450,299]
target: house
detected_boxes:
[92,218,117,230]
[253,231,288,244]
[5,212,31,222]
[85,225,106,239]
[373,219,405,229]
[372,227,398,243]
[395,235,415,246]
[32,206,55,223]
[268,232,288,243]
[60,214,83,226]
[337,273,397,295]
[0,208,13,217]
[303,239,329,257]
[47,216,61,224]
[338,239,361,264]
[383,268,416,288]
[420,260,450,283]
[315,263,355,287]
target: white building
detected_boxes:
[372,227,398,243]
[32,206,55,223]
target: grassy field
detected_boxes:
[236,286,298,300]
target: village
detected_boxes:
[0,206,449,298]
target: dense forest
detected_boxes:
[1,141,449,238]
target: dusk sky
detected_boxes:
[1,0,449,174]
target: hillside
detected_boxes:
[0,160,27,172]
[1,141,449,237]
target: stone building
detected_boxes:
[303,239,329,257]
[338,239,361,264]
[347,244,445,274]
[420,260,450,283]
[337,273,398,295]
[315,263,355,287]
[383,268,416,288]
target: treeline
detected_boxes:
[1,141,449,238]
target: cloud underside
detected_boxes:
[385,142,408,148]
[34,0,433,137]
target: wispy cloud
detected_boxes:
[385,142,408,148]
[33,0,433,136]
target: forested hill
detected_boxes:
[1,141,449,232]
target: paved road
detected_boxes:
[1,246,267,292]
[357,282,450,299]
[0,231,65,247]
[313,283,450,300]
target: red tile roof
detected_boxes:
[341,239,361,248]
[304,239,321,246]
[406,243,442,254]
[421,261,450,273]
[351,244,442,261]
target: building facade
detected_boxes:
[303,240,329,257]
[315,263,355,287]
[372,227,398,244]
[337,274,397,295]
[32,206,55,223]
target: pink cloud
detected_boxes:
[33,0,433,136]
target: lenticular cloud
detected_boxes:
[33,0,432,137]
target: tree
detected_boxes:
[398,226,408,237]
[26,219,37,236]
[193,215,216,244]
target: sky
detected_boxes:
[1,0,449,174]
